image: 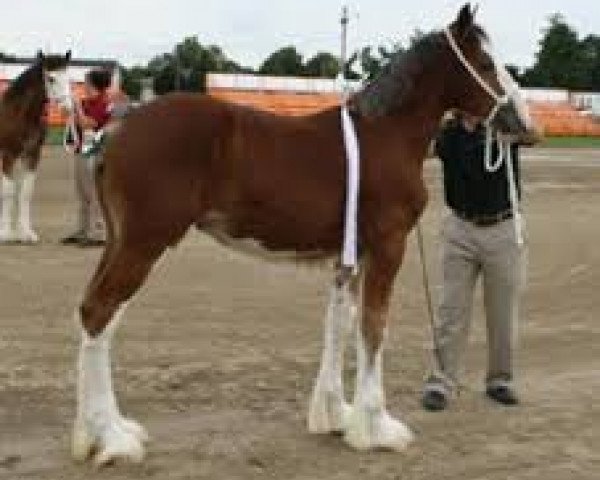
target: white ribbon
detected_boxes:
[340,105,360,268]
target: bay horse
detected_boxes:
[0,51,72,243]
[72,5,536,465]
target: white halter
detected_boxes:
[443,28,509,124]
[444,28,524,246]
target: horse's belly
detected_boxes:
[198,210,338,263]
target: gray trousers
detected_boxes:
[73,153,104,240]
[426,212,526,393]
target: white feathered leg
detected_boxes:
[344,330,413,451]
[15,170,39,243]
[308,278,357,434]
[0,174,16,242]
[72,303,148,466]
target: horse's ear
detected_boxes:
[455,3,474,35]
[65,50,72,61]
[36,50,44,61]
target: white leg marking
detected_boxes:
[16,170,39,244]
[73,303,148,466]
[0,174,16,242]
[308,281,356,434]
[344,330,413,451]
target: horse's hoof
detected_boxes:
[0,229,16,243]
[72,416,148,466]
[15,228,39,244]
[308,388,351,435]
[344,407,413,451]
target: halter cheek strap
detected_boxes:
[443,28,509,120]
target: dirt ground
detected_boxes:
[1,146,598,480]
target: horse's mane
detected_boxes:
[4,61,44,102]
[352,25,488,117]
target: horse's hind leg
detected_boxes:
[73,237,167,466]
[15,167,39,244]
[308,267,361,434]
[15,135,44,243]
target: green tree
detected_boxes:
[259,46,304,76]
[352,43,404,81]
[303,51,340,78]
[522,14,587,89]
[581,34,600,90]
[121,65,149,99]
[145,36,244,94]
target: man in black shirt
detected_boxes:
[422,110,539,411]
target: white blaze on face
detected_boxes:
[482,39,534,131]
[45,68,73,111]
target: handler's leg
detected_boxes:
[63,154,89,243]
[84,154,106,244]
[422,215,479,410]
[481,219,524,404]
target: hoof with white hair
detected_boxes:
[308,388,351,434]
[72,416,148,466]
[15,227,39,244]
[344,407,413,451]
[0,228,16,243]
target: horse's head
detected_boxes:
[443,4,536,137]
[37,50,73,111]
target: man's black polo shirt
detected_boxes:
[435,121,521,216]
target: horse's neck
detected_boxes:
[358,89,447,166]
[9,87,45,125]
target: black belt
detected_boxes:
[453,209,513,227]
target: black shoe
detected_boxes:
[77,237,106,248]
[486,385,519,406]
[61,232,85,245]
[422,388,448,411]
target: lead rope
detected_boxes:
[484,131,524,246]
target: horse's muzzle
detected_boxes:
[490,99,529,136]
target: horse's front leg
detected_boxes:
[0,165,17,242]
[308,268,361,434]
[15,168,39,244]
[344,236,413,451]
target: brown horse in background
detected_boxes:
[0,51,72,243]
[72,5,536,465]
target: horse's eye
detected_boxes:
[481,61,495,72]
[47,76,56,84]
